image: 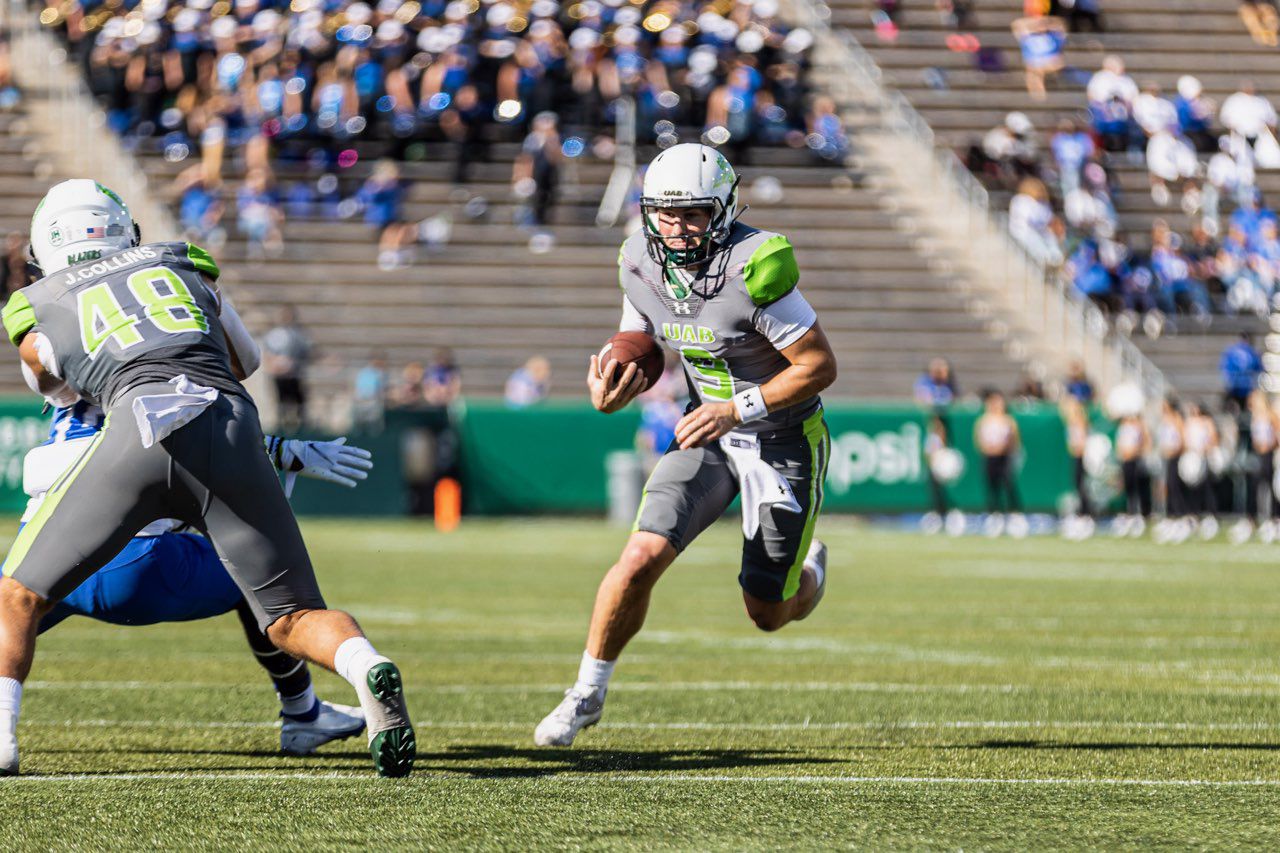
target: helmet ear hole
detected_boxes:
[131,220,141,246]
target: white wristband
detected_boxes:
[733,387,768,423]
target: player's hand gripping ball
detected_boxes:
[588,332,662,414]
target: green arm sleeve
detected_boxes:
[2,291,35,345]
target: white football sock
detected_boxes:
[574,651,615,695]
[279,684,317,718]
[0,677,20,733]
[333,637,388,690]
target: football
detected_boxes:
[597,331,664,387]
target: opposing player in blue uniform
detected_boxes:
[14,399,377,756]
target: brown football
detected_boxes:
[597,331,664,387]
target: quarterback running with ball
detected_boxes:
[535,144,837,747]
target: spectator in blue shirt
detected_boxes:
[914,358,958,408]
[1230,189,1278,248]
[1221,332,1263,408]
[1051,118,1096,197]
[235,168,284,258]
[1068,237,1117,310]
[174,165,225,246]
[1174,75,1217,152]
[1011,14,1066,101]
[1064,360,1095,403]
[355,159,418,271]
[1151,221,1212,318]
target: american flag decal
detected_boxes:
[85,226,106,238]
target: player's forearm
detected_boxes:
[755,352,837,415]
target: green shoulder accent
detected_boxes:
[743,235,800,306]
[2,291,35,346]
[617,245,626,291]
[186,243,220,279]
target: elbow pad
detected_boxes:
[21,360,79,408]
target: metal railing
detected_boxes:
[596,96,637,228]
[795,0,1167,402]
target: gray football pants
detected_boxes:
[3,382,326,631]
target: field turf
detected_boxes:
[4,517,1280,849]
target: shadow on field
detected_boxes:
[976,740,1280,752]
[421,744,839,778]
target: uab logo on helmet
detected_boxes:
[48,226,63,247]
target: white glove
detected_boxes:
[266,436,373,497]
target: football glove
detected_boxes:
[266,436,373,497]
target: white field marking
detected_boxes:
[27,679,1280,697]
[23,718,1280,733]
[637,630,1280,676]
[21,680,1020,694]
[5,772,1280,788]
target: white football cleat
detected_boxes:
[1199,516,1219,541]
[1128,516,1146,538]
[280,700,367,756]
[0,712,16,776]
[945,510,966,536]
[1229,518,1254,546]
[1112,514,1132,538]
[1260,521,1278,544]
[920,512,942,535]
[534,686,605,747]
[1006,513,1029,539]
[983,513,1005,538]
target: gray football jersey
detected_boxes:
[619,222,821,433]
[2,242,240,406]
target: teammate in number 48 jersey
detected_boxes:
[0,179,414,778]
[535,144,837,747]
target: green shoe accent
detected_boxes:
[367,662,403,702]
[370,726,416,778]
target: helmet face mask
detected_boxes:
[641,198,731,269]
[28,180,141,278]
[639,144,740,280]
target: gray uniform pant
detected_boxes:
[3,382,325,631]
[635,410,830,602]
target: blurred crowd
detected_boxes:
[34,0,845,268]
[968,55,1280,333]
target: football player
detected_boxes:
[535,144,837,747]
[0,180,414,777]
[16,398,375,756]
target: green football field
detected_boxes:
[4,517,1280,849]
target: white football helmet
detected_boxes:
[640,143,740,271]
[29,179,140,277]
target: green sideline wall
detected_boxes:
[0,398,1086,517]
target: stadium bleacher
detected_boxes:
[22,0,1039,413]
[832,0,1280,403]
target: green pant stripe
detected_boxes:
[3,428,108,579]
[782,411,828,600]
[631,490,649,534]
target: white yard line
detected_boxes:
[22,718,1280,733]
[5,771,1280,788]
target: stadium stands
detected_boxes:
[17,0,1042,416]
[831,0,1280,402]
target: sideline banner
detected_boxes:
[459,400,1077,514]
